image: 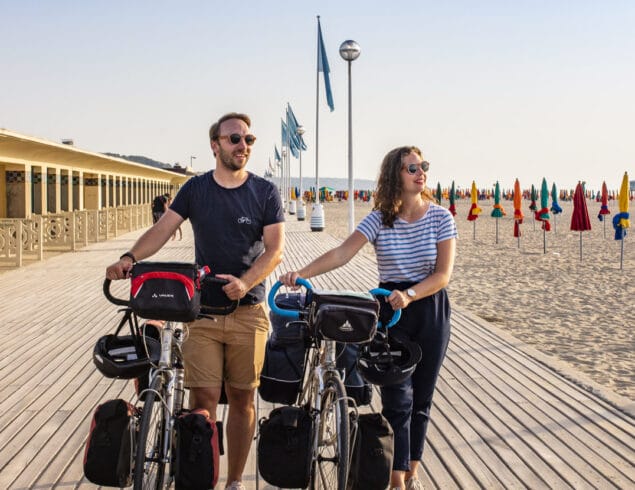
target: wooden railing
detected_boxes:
[0,204,152,267]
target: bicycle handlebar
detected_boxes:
[103,271,240,316]
[267,279,401,328]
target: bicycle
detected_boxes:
[103,267,237,490]
[267,278,401,490]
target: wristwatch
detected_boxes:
[119,251,137,263]
[406,288,416,300]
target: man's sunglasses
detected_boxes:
[403,161,430,174]
[218,133,257,146]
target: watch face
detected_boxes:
[407,288,416,298]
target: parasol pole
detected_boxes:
[495,218,499,244]
[603,219,606,239]
[579,231,583,261]
[620,238,624,270]
[473,221,476,240]
[553,214,557,233]
[543,228,546,254]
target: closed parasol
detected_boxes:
[570,181,592,260]
[448,181,457,216]
[436,182,442,204]
[613,172,631,270]
[490,181,506,243]
[598,180,611,238]
[467,180,482,239]
[513,178,524,246]
[535,178,551,253]
[529,184,538,230]
[550,182,563,232]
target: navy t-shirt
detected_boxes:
[170,171,284,304]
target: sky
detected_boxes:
[1,1,633,193]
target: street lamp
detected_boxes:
[339,40,361,234]
[190,155,196,170]
[296,125,306,221]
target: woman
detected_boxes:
[279,146,457,490]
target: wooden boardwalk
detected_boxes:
[0,219,633,489]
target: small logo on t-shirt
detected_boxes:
[238,216,252,224]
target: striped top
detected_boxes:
[356,203,458,282]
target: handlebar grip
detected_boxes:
[103,279,130,307]
[369,287,401,328]
[267,278,313,319]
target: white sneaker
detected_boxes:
[226,481,245,490]
[406,477,424,490]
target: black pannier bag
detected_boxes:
[309,289,379,343]
[259,293,309,404]
[174,408,221,490]
[83,399,137,487]
[130,261,201,322]
[347,412,394,490]
[257,406,313,488]
[336,343,372,407]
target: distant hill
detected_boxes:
[103,152,173,169]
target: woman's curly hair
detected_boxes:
[373,146,436,228]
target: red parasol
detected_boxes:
[570,181,592,260]
[597,180,611,239]
[513,178,524,246]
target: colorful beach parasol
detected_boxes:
[529,184,538,230]
[598,180,611,239]
[550,182,563,232]
[535,178,551,253]
[490,181,506,243]
[613,172,630,270]
[448,181,457,216]
[570,181,592,260]
[467,180,482,239]
[513,178,524,247]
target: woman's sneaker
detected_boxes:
[406,477,424,490]
[226,482,245,490]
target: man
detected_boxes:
[106,112,285,490]
[151,192,170,223]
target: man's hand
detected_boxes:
[278,271,301,289]
[106,257,134,280]
[215,274,248,301]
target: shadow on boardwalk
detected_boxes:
[0,220,633,489]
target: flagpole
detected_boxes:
[311,15,326,231]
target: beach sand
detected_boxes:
[299,197,633,400]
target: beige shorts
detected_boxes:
[182,303,269,391]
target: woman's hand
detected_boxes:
[388,290,412,310]
[279,271,301,289]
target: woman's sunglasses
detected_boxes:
[218,133,257,146]
[403,161,430,174]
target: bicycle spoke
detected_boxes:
[134,376,167,490]
[311,375,350,490]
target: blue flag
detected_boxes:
[317,18,334,112]
[274,145,281,163]
[286,103,307,151]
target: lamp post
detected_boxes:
[281,147,288,213]
[189,155,196,169]
[339,40,361,234]
[296,125,306,220]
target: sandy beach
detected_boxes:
[302,197,633,400]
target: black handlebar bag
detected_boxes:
[309,290,379,343]
[129,262,201,322]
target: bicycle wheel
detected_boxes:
[311,373,350,490]
[134,375,167,490]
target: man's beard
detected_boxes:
[218,145,249,171]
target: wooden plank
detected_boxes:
[0,220,633,489]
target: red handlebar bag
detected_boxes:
[130,262,201,322]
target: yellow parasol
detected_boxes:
[613,172,630,270]
[513,178,524,247]
[467,180,482,239]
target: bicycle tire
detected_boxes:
[134,375,167,490]
[310,373,350,490]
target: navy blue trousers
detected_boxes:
[378,282,451,471]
